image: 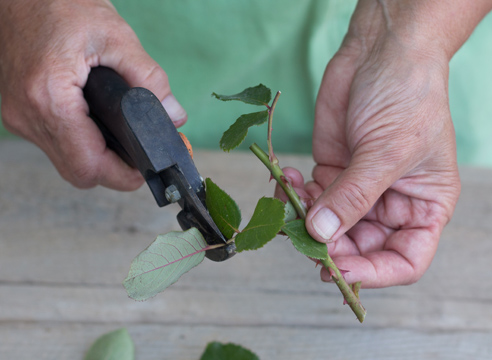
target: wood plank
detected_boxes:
[1,322,492,360]
[2,275,492,331]
[2,139,492,359]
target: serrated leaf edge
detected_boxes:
[211,84,271,106]
[219,111,269,152]
[282,219,328,260]
[234,197,285,252]
[205,178,242,239]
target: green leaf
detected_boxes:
[220,110,268,151]
[235,197,285,252]
[283,201,297,223]
[212,84,271,106]
[123,228,208,300]
[282,219,328,260]
[200,342,260,360]
[84,328,134,360]
[205,178,241,239]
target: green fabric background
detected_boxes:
[112,0,356,154]
[1,1,491,166]
[449,12,492,166]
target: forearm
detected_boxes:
[347,0,492,61]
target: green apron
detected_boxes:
[1,1,491,166]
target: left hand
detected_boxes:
[276,1,461,288]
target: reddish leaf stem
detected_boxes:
[267,91,281,165]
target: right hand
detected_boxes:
[0,0,187,190]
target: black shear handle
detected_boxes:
[82,66,203,208]
[83,66,136,167]
[83,66,234,262]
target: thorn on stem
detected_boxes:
[280,175,291,186]
[340,269,350,278]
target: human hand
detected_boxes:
[277,1,464,288]
[0,0,187,190]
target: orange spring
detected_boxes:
[179,132,193,159]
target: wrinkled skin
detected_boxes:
[0,0,187,190]
[276,2,461,288]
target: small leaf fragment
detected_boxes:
[200,342,260,360]
[220,111,268,151]
[123,228,208,300]
[283,201,297,223]
[205,178,241,239]
[212,84,271,106]
[282,219,328,260]
[235,197,285,252]
[84,328,134,360]
[352,281,362,299]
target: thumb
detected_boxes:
[305,162,399,243]
[99,34,187,127]
[116,58,187,127]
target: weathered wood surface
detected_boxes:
[1,139,492,359]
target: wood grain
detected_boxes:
[1,140,491,359]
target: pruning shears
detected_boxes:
[83,66,235,262]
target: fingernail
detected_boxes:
[311,208,340,242]
[162,95,187,122]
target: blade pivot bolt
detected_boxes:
[165,185,181,203]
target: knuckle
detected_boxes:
[337,180,373,216]
[140,64,169,96]
[405,267,425,286]
[24,74,45,108]
[403,249,434,286]
[24,79,54,123]
[144,64,168,83]
[67,161,100,189]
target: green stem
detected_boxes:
[320,257,366,323]
[250,143,306,219]
[249,143,366,323]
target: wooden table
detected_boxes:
[1,139,492,359]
